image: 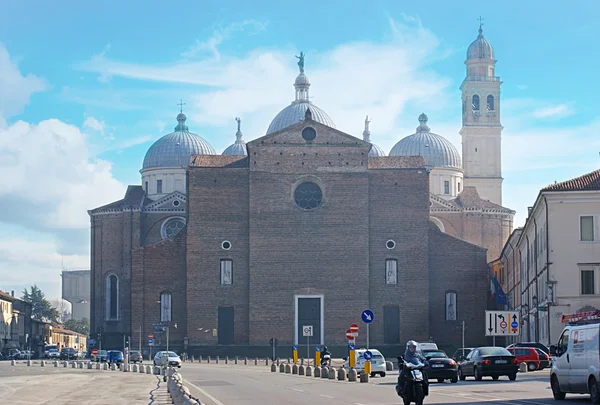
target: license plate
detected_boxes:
[495,360,507,364]
[432,364,444,368]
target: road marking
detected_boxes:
[184,380,226,405]
[292,388,304,392]
[320,394,334,398]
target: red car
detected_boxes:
[506,347,540,371]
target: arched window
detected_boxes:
[106,274,119,320]
[472,95,480,111]
[487,95,495,111]
[445,291,457,321]
[160,292,172,322]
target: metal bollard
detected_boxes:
[314,366,321,377]
[40,360,45,367]
[244,357,248,365]
[271,363,277,372]
[216,356,219,364]
[305,365,313,377]
[207,356,211,363]
[328,367,336,379]
[292,364,298,374]
[285,364,292,374]
[96,362,101,370]
[235,356,238,365]
[337,367,346,381]
[225,356,228,364]
[254,357,258,365]
[298,365,305,375]
[360,372,369,383]
[348,368,357,382]
[321,366,329,378]
[87,362,93,369]
[279,363,285,373]
[198,355,202,363]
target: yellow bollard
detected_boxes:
[349,344,356,368]
[315,349,321,367]
[293,346,298,364]
[364,360,371,375]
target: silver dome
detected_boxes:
[362,115,386,157]
[368,144,386,157]
[390,113,462,169]
[266,55,335,134]
[467,27,494,60]
[142,113,216,169]
[222,117,247,156]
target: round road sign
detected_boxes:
[346,329,356,340]
[511,321,518,329]
[350,323,359,333]
[500,321,507,329]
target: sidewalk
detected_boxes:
[0,368,172,404]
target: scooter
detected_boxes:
[396,356,428,405]
[322,353,331,366]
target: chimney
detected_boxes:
[527,207,533,216]
[11,290,14,297]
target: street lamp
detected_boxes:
[532,296,539,343]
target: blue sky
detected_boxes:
[1,0,599,301]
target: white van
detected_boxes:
[343,348,387,377]
[549,321,600,402]
[418,342,438,351]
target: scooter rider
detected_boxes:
[397,340,428,394]
[320,346,331,364]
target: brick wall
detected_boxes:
[428,223,489,349]
[131,232,187,352]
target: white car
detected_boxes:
[153,351,182,368]
[343,348,387,377]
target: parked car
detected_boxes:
[47,349,60,359]
[342,348,386,377]
[153,351,182,368]
[549,320,600,402]
[506,342,549,355]
[506,347,540,371]
[95,350,108,362]
[60,348,79,360]
[106,350,124,366]
[452,348,473,361]
[457,346,518,381]
[44,344,58,358]
[533,348,550,369]
[422,349,458,383]
[129,350,143,363]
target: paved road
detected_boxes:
[179,363,592,405]
[0,362,168,404]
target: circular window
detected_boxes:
[386,240,396,250]
[161,217,186,239]
[172,200,181,207]
[221,240,232,250]
[294,182,323,210]
[301,127,317,142]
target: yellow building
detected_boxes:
[49,327,87,351]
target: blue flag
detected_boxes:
[491,275,509,306]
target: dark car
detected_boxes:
[534,348,550,369]
[60,347,78,360]
[423,349,458,383]
[506,342,549,355]
[106,350,124,366]
[452,348,473,361]
[129,350,143,363]
[457,346,518,381]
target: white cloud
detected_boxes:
[532,103,574,119]
[0,43,48,118]
[83,116,105,133]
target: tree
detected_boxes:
[21,285,60,324]
[63,318,90,335]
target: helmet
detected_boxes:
[406,340,418,348]
[323,346,328,351]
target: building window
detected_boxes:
[385,259,397,285]
[445,291,457,320]
[458,182,461,192]
[145,181,148,193]
[294,182,323,210]
[157,179,163,194]
[160,217,186,240]
[487,95,495,111]
[220,259,233,285]
[581,270,595,295]
[105,274,119,320]
[580,216,594,241]
[160,292,172,322]
[472,95,480,111]
[444,181,450,195]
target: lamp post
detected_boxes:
[521,303,530,342]
[532,295,539,343]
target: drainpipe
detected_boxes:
[544,196,552,345]
[525,234,531,342]
[532,217,539,343]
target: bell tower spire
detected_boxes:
[460,19,503,205]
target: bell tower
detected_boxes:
[460,19,503,205]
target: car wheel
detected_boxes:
[508,373,517,381]
[527,362,537,372]
[437,378,445,383]
[589,377,600,404]
[450,375,458,383]
[474,367,482,381]
[458,368,466,381]
[551,375,566,400]
[492,376,499,381]
[379,372,386,377]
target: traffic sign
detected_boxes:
[363,350,372,361]
[302,325,313,337]
[350,323,359,333]
[148,338,154,346]
[362,309,374,324]
[485,310,520,336]
[346,329,357,340]
[315,346,320,352]
[348,344,355,351]
[147,334,153,339]
[89,339,96,345]
[292,345,298,351]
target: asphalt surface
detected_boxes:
[178,363,593,405]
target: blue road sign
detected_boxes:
[363,350,373,361]
[292,345,298,351]
[511,321,518,329]
[315,346,320,352]
[89,339,96,345]
[361,309,374,324]
[348,344,355,351]
[148,338,154,345]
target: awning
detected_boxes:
[561,310,600,323]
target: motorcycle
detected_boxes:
[396,356,429,405]
[321,353,331,366]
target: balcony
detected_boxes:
[465,76,501,82]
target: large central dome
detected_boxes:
[390,113,462,169]
[266,54,335,134]
[142,113,216,170]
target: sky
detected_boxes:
[0,0,599,301]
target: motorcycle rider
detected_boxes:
[397,340,428,395]
[320,346,331,365]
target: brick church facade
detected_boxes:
[89,27,513,356]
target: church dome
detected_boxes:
[222,117,247,156]
[142,113,216,170]
[266,54,335,134]
[467,27,494,60]
[390,113,462,169]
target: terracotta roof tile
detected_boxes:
[367,156,425,169]
[542,169,600,192]
[189,155,248,168]
[451,187,515,213]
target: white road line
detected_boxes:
[320,394,335,398]
[184,380,226,405]
[292,388,304,392]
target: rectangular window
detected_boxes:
[580,216,594,241]
[444,181,450,194]
[144,181,148,193]
[385,259,397,285]
[220,259,233,285]
[581,270,595,295]
[156,179,163,194]
[445,291,457,320]
[458,182,461,193]
[160,292,172,322]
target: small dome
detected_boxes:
[142,113,216,170]
[467,27,494,60]
[223,117,247,156]
[368,144,386,157]
[389,113,462,169]
[294,72,310,86]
